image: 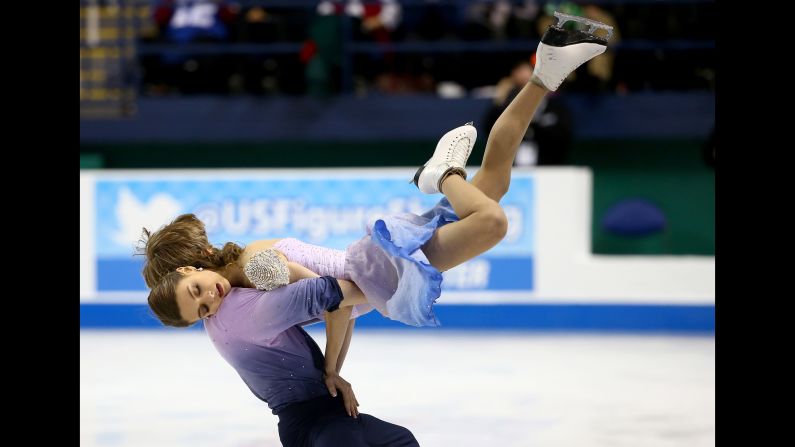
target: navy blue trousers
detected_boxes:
[278,395,419,447]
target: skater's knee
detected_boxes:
[479,204,508,242]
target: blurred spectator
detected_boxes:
[350,0,406,93]
[408,0,459,41]
[149,0,240,94]
[462,0,540,41]
[156,0,238,43]
[234,7,286,95]
[482,58,573,166]
[302,1,347,97]
[237,6,285,43]
[349,0,402,43]
[304,1,404,96]
[462,0,511,40]
[505,0,542,40]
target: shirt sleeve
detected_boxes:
[245,276,343,341]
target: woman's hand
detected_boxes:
[323,371,360,418]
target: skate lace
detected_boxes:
[446,135,472,165]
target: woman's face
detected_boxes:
[174,267,231,325]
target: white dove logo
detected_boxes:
[112,187,183,247]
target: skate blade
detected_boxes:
[410,164,426,185]
[553,11,614,42]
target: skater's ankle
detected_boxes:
[439,169,466,195]
[530,75,550,91]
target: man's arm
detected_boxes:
[287,259,367,310]
[245,277,346,340]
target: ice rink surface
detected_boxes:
[81,329,714,447]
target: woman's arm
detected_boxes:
[324,304,352,375]
[323,304,360,418]
[336,319,355,373]
[323,281,364,373]
[335,280,368,308]
[287,261,321,283]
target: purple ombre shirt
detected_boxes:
[203,276,343,414]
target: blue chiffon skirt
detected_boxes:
[344,198,459,327]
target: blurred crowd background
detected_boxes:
[132,0,713,96]
[80,0,714,256]
[80,0,714,97]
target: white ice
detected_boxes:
[80,330,714,447]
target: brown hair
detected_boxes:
[137,214,243,288]
[147,270,191,327]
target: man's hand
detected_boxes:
[323,371,360,418]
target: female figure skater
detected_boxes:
[145,12,612,327]
[144,13,612,446]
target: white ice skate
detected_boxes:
[532,11,614,92]
[411,122,477,194]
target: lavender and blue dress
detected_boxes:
[273,197,459,328]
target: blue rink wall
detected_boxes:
[80,303,714,333]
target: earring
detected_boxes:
[197,267,203,271]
